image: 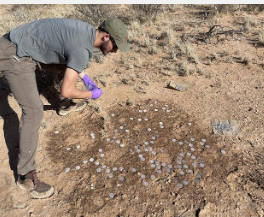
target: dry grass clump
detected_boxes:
[131,4,164,23]
[175,41,199,64]
[178,60,197,77]
[258,28,264,46]
[214,4,240,14]
[74,5,121,27]
[244,4,264,13]
[134,85,146,94]
[200,52,219,65]
[243,15,259,33]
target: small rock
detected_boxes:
[167,81,188,91]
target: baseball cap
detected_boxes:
[98,18,129,52]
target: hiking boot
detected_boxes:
[59,98,72,110]
[58,101,87,116]
[17,170,54,199]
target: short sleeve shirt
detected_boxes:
[9,18,96,73]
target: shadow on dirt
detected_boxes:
[0,76,19,180]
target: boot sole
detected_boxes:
[17,181,34,191]
[29,186,55,199]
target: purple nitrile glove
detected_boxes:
[91,88,103,99]
[82,74,98,91]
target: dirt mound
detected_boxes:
[46,99,234,216]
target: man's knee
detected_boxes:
[23,105,44,122]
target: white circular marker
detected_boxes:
[143,182,149,186]
[183,181,189,185]
[221,150,226,154]
[200,163,205,168]
[161,162,166,167]
[177,183,183,188]
[131,168,137,173]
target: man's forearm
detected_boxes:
[61,88,93,99]
[60,67,93,99]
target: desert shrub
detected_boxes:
[244,4,264,13]
[214,4,240,14]
[74,4,120,26]
[131,4,164,23]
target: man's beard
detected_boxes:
[99,40,111,55]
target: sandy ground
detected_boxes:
[1,4,264,217]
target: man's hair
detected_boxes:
[97,24,109,34]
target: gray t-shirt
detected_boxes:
[10,18,96,73]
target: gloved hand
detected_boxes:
[82,74,98,91]
[91,88,103,99]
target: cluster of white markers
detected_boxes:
[60,101,226,199]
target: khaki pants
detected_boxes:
[0,36,43,175]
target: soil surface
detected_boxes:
[1,4,264,217]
